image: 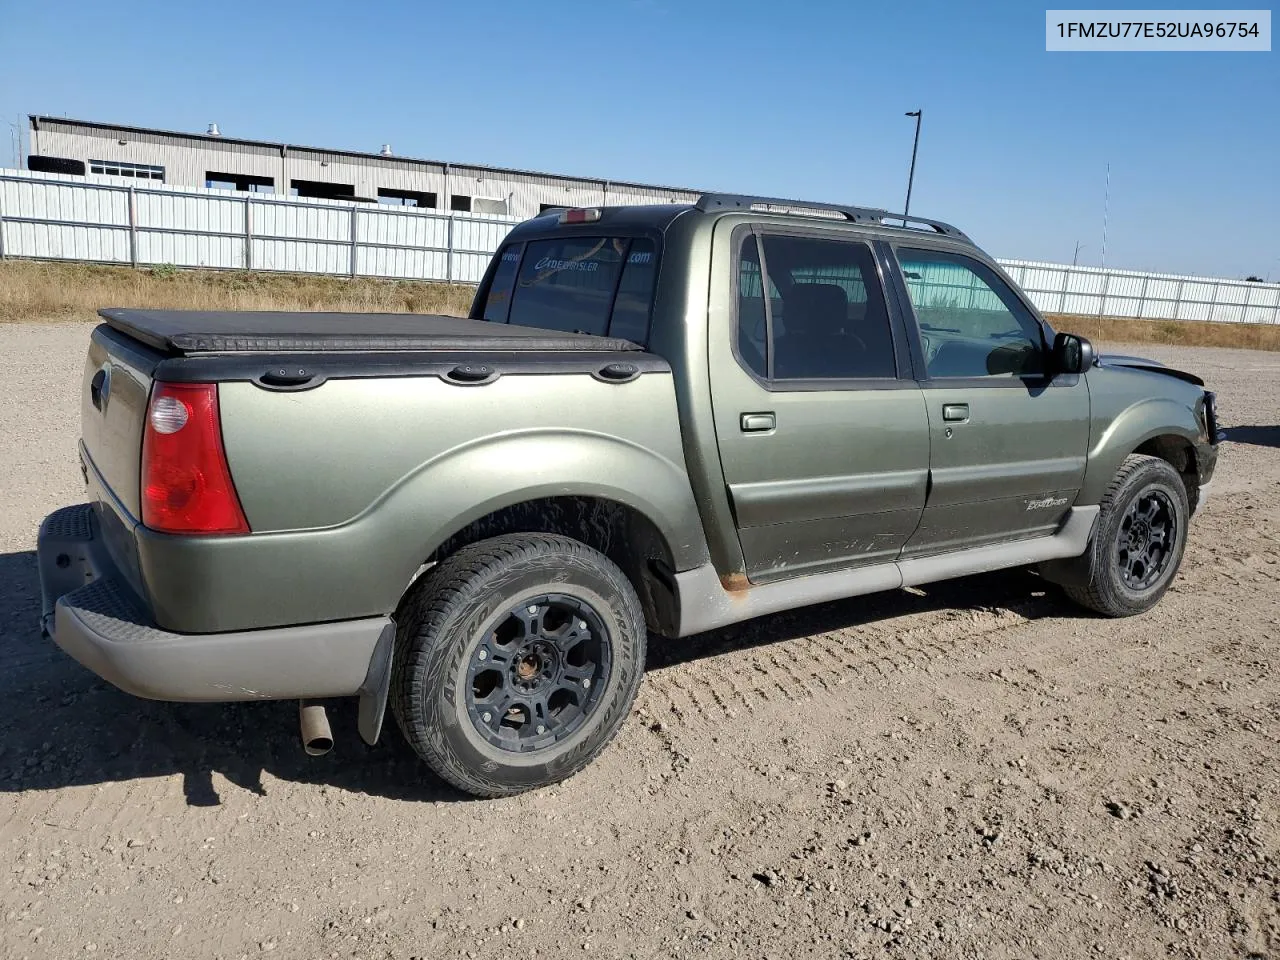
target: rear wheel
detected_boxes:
[1063,454,1189,617]
[391,533,646,797]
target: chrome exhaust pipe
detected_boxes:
[299,700,333,757]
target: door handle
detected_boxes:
[740,412,775,433]
[942,403,969,423]
[89,368,108,411]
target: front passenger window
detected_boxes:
[896,248,1045,378]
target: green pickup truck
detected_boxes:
[38,194,1221,797]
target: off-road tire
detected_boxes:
[390,533,647,798]
[1063,454,1190,617]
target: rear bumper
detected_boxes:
[37,504,391,703]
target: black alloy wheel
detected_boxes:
[465,594,612,753]
[1115,488,1178,591]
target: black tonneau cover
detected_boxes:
[98,308,644,355]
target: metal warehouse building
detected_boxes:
[26,116,699,220]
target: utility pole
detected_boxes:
[903,110,922,223]
[1101,162,1111,269]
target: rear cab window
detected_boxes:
[478,236,659,344]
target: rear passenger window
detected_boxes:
[734,232,897,381]
[735,238,770,377]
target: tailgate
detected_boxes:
[82,326,160,520]
[80,326,161,599]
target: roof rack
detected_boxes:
[693,193,969,241]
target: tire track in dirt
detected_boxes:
[645,598,1046,732]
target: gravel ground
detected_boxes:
[1,322,1277,960]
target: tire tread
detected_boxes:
[1063,454,1188,616]
[391,533,646,797]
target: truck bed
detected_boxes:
[98,308,645,355]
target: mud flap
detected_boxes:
[1037,552,1093,589]
[1037,515,1100,589]
[357,622,396,746]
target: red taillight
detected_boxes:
[141,382,249,535]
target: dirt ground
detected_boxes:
[1,323,1276,960]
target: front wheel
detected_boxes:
[1063,454,1190,617]
[390,533,647,797]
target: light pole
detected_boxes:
[903,110,922,223]
[1072,242,1087,266]
[1101,162,1111,269]
[4,120,20,169]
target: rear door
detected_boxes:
[709,222,930,582]
[888,244,1090,556]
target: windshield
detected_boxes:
[479,236,659,344]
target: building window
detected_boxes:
[28,155,86,176]
[377,188,437,208]
[206,171,274,193]
[449,194,472,212]
[89,160,164,181]
[290,179,355,200]
[473,197,509,215]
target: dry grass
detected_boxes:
[1049,313,1280,353]
[0,260,475,324]
[3,260,1277,353]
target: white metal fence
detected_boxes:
[1001,258,1280,325]
[0,169,519,285]
[2,168,1278,325]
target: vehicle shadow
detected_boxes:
[0,547,1080,806]
[1223,425,1280,448]
[648,566,1081,671]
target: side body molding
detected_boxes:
[673,506,1099,637]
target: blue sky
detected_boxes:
[0,0,1275,278]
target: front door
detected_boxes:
[890,245,1091,556]
[709,223,930,582]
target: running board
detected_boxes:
[674,506,1099,637]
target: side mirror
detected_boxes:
[1052,332,1095,375]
